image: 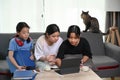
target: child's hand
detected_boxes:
[47,55,55,61]
[46,55,56,65]
[30,55,34,60]
[17,66,26,70]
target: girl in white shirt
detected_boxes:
[34,24,63,70]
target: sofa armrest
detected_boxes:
[104,43,120,63]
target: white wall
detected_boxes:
[0,0,44,33]
[44,0,105,32]
[44,0,79,32]
[105,0,120,11]
[0,0,105,33]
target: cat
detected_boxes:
[81,11,108,35]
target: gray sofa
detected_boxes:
[0,32,120,80]
[81,32,120,78]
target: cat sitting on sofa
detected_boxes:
[81,11,108,35]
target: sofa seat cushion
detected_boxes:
[0,60,11,76]
[93,56,119,70]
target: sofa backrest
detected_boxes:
[0,32,105,60]
[0,33,15,60]
[0,32,67,60]
[60,32,106,56]
[0,33,43,60]
[81,32,105,56]
[60,32,67,40]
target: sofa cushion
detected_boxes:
[60,32,67,40]
[93,56,119,70]
[30,32,43,39]
[81,32,105,56]
[0,60,11,76]
[0,33,14,60]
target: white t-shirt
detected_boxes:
[35,35,63,60]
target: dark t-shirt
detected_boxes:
[56,37,92,59]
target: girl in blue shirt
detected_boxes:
[8,22,34,71]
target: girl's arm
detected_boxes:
[81,55,89,64]
[55,58,62,67]
[8,51,26,70]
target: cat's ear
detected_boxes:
[82,10,84,13]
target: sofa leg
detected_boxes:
[111,77,114,80]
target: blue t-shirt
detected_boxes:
[8,37,35,72]
[8,37,33,51]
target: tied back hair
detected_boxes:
[15,22,31,43]
[67,25,81,38]
[45,24,60,36]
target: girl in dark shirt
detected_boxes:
[56,25,92,67]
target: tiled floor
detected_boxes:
[102,77,120,80]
